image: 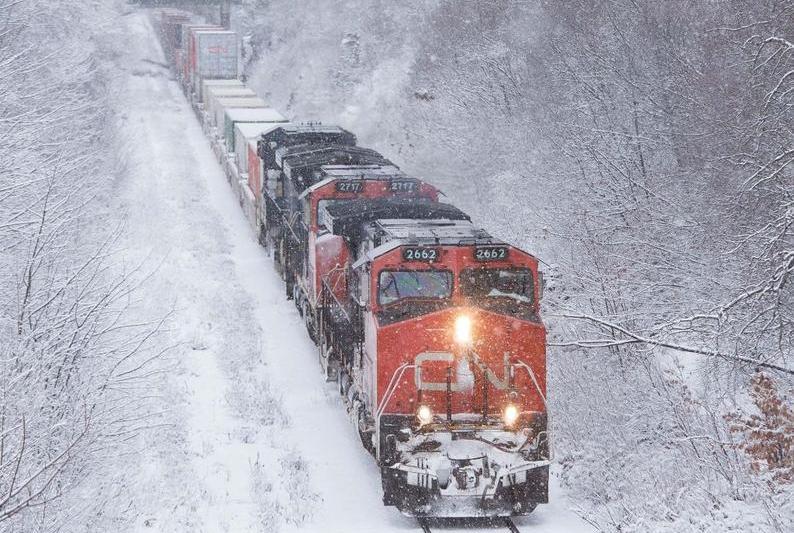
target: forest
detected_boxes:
[1,0,792,531]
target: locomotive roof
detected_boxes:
[320,197,469,241]
[300,165,408,199]
[318,164,404,179]
[260,123,356,144]
[280,123,352,135]
[276,144,388,174]
[258,124,357,162]
[351,219,504,268]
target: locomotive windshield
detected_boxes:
[460,268,535,318]
[378,270,453,305]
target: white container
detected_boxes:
[191,30,239,99]
[207,88,258,122]
[241,177,257,230]
[214,97,267,131]
[201,79,245,107]
[234,122,283,169]
[224,108,288,151]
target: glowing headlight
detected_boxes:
[417,405,433,426]
[454,315,472,345]
[503,404,520,428]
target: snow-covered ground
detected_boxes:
[111,10,595,533]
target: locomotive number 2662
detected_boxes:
[474,246,509,261]
[403,247,439,262]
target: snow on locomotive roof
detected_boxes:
[299,165,406,199]
[375,218,492,242]
[321,198,469,241]
[323,197,464,223]
[275,143,386,171]
[351,220,500,268]
[279,123,353,135]
[319,165,403,178]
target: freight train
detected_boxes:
[155,8,550,519]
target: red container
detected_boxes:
[160,10,191,57]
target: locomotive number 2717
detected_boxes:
[335,181,364,193]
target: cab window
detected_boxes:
[378,270,453,306]
[460,268,535,318]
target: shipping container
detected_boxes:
[206,88,258,119]
[234,122,284,173]
[213,97,268,131]
[190,30,239,99]
[160,11,191,56]
[182,24,222,91]
[174,49,184,80]
[247,139,264,201]
[223,108,288,152]
[241,175,257,229]
[202,82,248,108]
[201,79,244,102]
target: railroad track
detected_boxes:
[417,517,521,533]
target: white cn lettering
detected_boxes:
[414,352,510,391]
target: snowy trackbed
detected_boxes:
[116,10,593,533]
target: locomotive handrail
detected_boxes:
[512,360,553,459]
[326,263,347,293]
[512,361,547,409]
[376,362,416,420]
[320,267,351,322]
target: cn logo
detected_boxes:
[414,352,510,391]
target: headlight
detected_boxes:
[417,405,433,426]
[454,315,472,345]
[503,404,520,427]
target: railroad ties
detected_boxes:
[416,517,521,533]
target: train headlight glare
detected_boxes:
[503,404,520,427]
[417,405,433,426]
[454,315,472,345]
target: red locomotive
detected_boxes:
[317,202,549,516]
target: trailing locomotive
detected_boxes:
[155,9,550,519]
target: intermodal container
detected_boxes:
[191,30,239,99]
[161,11,191,56]
[174,49,184,80]
[207,88,258,119]
[182,24,222,91]
[223,108,288,151]
[202,82,248,108]
[201,79,244,103]
[213,97,268,131]
[247,140,263,200]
